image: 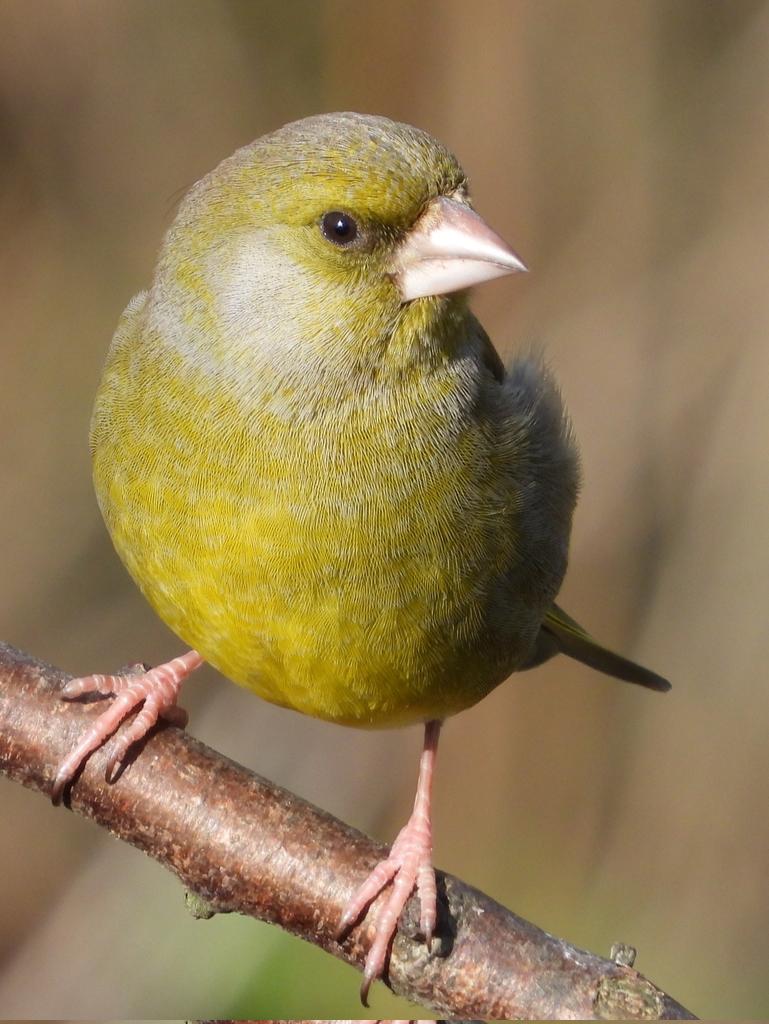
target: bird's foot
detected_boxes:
[51,650,203,804]
[339,805,436,1006]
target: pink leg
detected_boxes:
[51,650,203,804]
[339,719,442,1006]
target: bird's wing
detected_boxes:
[479,329,506,382]
[535,602,671,692]
[89,291,149,456]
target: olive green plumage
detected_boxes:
[90,112,668,733]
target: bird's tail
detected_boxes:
[531,602,671,692]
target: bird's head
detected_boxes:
[153,113,525,379]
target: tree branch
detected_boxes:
[0,642,695,1020]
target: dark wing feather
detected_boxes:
[536,602,671,692]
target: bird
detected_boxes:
[52,112,670,1002]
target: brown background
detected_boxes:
[1,0,768,1018]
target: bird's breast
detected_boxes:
[92,340,551,726]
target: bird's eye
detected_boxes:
[321,211,358,246]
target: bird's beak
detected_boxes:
[390,196,527,302]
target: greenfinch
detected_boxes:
[53,112,669,1000]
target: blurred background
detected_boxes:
[1,0,768,1018]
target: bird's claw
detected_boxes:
[340,810,436,1006]
[51,650,201,804]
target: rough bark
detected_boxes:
[0,642,696,1020]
